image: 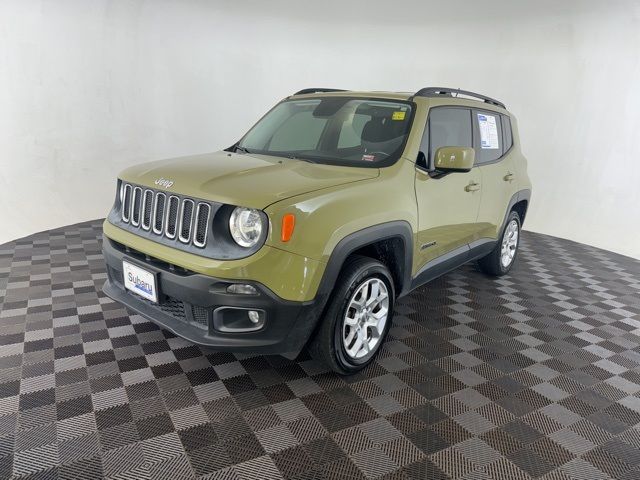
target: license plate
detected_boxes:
[123,260,158,303]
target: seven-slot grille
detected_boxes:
[120,183,211,248]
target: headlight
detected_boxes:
[229,207,264,247]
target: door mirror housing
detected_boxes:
[433,146,475,172]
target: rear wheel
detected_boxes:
[478,211,521,276]
[309,256,395,375]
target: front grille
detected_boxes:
[122,184,132,222]
[141,190,153,230]
[131,187,142,226]
[132,292,210,330]
[119,182,211,249]
[152,297,210,329]
[192,305,209,327]
[194,203,210,247]
[166,196,179,239]
[159,297,186,319]
[153,193,166,234]
[179,200,194,243]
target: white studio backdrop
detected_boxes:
[1,0,639,258]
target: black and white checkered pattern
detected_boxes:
[1,220,639,479]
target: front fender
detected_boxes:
[263,163,418,263]
[263,161,419,296]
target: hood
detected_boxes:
[118,151,379,209]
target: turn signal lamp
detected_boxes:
[281,214,295,242]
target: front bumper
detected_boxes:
[102,237,323,358]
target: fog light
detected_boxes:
[213,307,265,332]
[226,284,258,295]
[248,310,260,324]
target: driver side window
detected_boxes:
[419,107,472,170]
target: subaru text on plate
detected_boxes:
[102,87,532,374]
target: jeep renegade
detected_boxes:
[102,87,531,374]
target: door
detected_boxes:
[473,111,518,240]
[414,107,483,272]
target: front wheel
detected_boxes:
[478,211,521,276]
[309,256,395,375]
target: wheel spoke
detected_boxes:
[366,281,379,306]
[359,330,370,353]
[344,327,356,345]
[349,335,363,357]
[367,321,381,337]
[369,306,387,322]
[344,315,358,326]
[360,282,370,304]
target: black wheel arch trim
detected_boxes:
[507,189,531,227]
[316,221,414,301]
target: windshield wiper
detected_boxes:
[234,144,251,154]
[287,154,315,164]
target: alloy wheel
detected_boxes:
[342,278,389,359]
[500,219,519,268]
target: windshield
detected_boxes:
[238,97,414,166]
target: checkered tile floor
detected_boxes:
[1,220,640,479]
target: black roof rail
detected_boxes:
[294,88,347,95]
[414,87,506,109]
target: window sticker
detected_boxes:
[477,113,499,149]
[362,154,376,161]
[392,111,406,121]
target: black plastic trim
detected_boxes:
[504,189,531,227]
[411,244,469,290]
[316,221,414,299]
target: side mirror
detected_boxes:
[434,146,475,172]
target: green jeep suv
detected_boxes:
[102,87,531,374]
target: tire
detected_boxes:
[309,255,395,375]
[478,210,521,276]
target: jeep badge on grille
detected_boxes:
[154,178,174,189]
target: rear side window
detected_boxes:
[474,111,503,164]
[425,108,472,169]
[502,115,513,152]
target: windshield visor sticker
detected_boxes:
[478,113,500,149]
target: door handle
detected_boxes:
[503,173,515,182]
[465,182,480,192]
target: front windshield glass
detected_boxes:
[238,97,413,166]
